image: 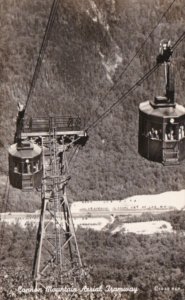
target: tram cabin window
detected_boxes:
[140,118,148,136]
[165,124,178,141]
[23,159,31,174]
[14,163,18,173]
[33,161,39,172]
[178,125,185,140]
[13,161,21,173]
[147,124,162,140]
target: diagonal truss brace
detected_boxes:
[32,124,87,289]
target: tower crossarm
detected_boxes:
[21,116,87,139]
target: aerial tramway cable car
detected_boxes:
[8,103,87,191]
[138,40,185,165]
[8,103,43,190]
[8,37,183,192]
[8,141,42,190]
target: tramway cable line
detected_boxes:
[86,32,185,132]
[24,0,59,114]
[86,63,159,131]
[91,0,177,119]
[3,0,185,292]
[22,0,181,168]
[57,0,180,169]
[7,0,88,290]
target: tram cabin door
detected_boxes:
[163,121,179,165]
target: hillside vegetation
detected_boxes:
[0,0,185,209]
[1,223,185,299]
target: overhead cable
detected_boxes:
[91,0,177,118]
[24,0,59,114]
[86,32,185,131]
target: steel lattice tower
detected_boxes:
[21,116,87,289]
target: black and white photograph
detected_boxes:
[0,0,185,299]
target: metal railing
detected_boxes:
[23,116,82,132]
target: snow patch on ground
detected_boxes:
[1,189,185,233]
[88,0,110,30]
[0,213,174,235]
[73,216,113,231]
[86,0,123,83]
[112,221,173,235]
[71,189,185,213]
[0,212,113,231]
[99,46,123,83]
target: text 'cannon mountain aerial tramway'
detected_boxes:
[4,0,185,291]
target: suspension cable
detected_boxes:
[24,0,59,114]
[86,32,185,132]
[91,0,177,118]
[68,145,80,169]
[86,64,159,131]
[172,31,185,50]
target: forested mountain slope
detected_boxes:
[0,0,185,209]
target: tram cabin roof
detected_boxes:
[8,141,42,159]
[139,99,185,121]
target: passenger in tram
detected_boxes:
[35,137,42,146]
[170,130,175,140]
[181,126,185,138]
[179,125,185,139]
[148,128,160,140]
[14,165,18,173]
[28,164,31,173]
[165,132,171,140]
[24,159,31,173]
[165,128,176,140]
[157,39,172,64]
[154,130,159,139]
[33,162,39,172]
[148,128,155,138]
[178,128,181,139]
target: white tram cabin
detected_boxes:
[8,141,42,190]
[138,96,185,165]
